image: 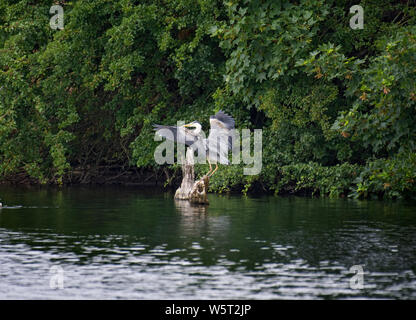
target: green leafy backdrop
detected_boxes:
[1,0,415,199]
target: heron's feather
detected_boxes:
[153,124,198,147]
[206,128,232,165]
[210,110,235,130]
[208,110,236,153]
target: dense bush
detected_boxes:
[1,0,415,199]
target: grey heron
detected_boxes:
[153,110,235,177]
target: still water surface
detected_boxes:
[0,186,415,299]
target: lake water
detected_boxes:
[0,186,415,299]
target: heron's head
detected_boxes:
[183,121,202,134]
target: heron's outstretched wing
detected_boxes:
[153,124,199,147]
[207,111,235,164]
[210,110,235,130]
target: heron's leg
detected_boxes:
[208,163,218,177]
[205,158,213,176]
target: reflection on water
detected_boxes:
[174,200,230,241]
[174,199,208,216]
[0,186,415,299]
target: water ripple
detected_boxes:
[0,228,415,299]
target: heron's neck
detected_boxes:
[193,123,202,135]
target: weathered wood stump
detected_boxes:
[174,148,209,204]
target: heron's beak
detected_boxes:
[183,123,192,127]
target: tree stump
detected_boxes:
[174,148,209,204]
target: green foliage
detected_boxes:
[299,26,416,157]
[275,162,362,198]
[212,0,331,106]
[0,0,415,199]
[351,151,416,199]
[0,0,226,182]
[337,27,416,155]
